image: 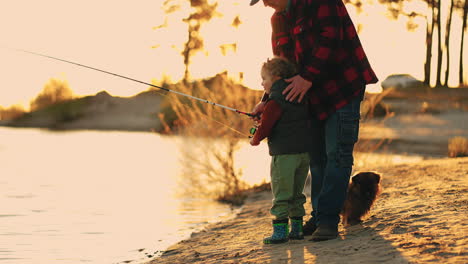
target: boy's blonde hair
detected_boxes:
[262,57,297,79]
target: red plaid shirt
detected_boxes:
[269,0,378,120]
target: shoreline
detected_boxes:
[147,157,468,264]
[2,88,467,263]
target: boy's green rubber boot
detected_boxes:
[289,217,304,240]
[263,219,289,244]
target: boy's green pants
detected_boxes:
[270,152,310,220]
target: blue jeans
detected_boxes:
[309,90,364,227]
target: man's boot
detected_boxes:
[309,224,338,241]
[303,219,317,236]
[263,219,289,244]
[288,217,304,240]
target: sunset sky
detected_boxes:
[0,0,465,109]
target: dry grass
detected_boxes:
[356,89,396,153]
[360,88,395,120]
[0,104,26,120]
[156,76,402,203]
[448,137,468,158]
[158,73,261,205]
[30,78,74,111]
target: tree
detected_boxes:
[435,0,443,87]
[378,0,433,84]
[378,0,467,88]
[443,0,455,87]
[459,0,468,85]
[159,0,220,82]
[424,0,436,85]
[343,0,365,13]
[30,78,74,111]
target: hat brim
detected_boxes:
[250,0,260,6]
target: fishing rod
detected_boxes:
[8,48,256,118]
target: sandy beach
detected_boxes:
[148,157,467,264]
[143,89,468,264]
[2,82,467,263]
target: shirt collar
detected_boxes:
[276,0,291,15]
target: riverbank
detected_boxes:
[148,157,468,264]
[143,86,468,263]
[1,90,165,131]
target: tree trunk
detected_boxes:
[182,41,191,82]
[424,0,436,86]
[436,0,443,87]
[444,0,455,87]
[460,0,468,86]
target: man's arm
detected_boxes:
[298,0,343,83]
[282,0,343,102]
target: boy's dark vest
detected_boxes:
[267,79,312,156]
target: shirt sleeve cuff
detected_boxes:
[299,70,317,84]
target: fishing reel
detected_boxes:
[248,112,261,139]
[248,124,258,138]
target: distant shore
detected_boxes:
[3,88,468,158]
[1,90,165,132]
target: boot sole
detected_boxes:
[263,238,289,244]
[303,225,317,236]
[288,235,304,240]
[309,234,338,241]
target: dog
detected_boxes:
[341,172,382,226]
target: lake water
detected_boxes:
[0,127,274,264]
[0,127,425,264]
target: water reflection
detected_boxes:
[0,127,425,264]
[0,128,237,264]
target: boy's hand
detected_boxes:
[250,137,259,146]
[251,102,266,121]
[283,75,312,103]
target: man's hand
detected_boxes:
[250,137,259,146]
[283,75,312,102]
[251,101,266,121]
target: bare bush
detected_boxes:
[159,73,261,205]
[448,137,468,157]
[361,88,395,120]
[0,105,26,120]
[30,78,74,111]
[356,88,396,153]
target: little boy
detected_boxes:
[250,57,312,244]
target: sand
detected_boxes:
[4,84,466,263]
[144,89,468,264]
[147,157,467,264]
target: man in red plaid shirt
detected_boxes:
[250,0,378,241]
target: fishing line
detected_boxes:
[151,89,251,137]
[4,47,254,137]
[6,47,256,118]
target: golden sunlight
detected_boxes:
[2,1,468,264]
[1,0,466,107]
[153,0,466,94]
